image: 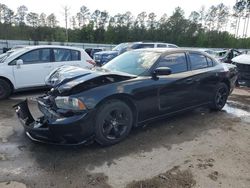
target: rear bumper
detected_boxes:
[14,100,95,145]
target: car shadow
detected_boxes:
[1,94,246,187]
[22,107,229,170]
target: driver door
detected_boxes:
[156,52,196,114]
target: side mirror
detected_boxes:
[152,67,172,78]
[16,59,23,66]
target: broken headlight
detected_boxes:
[55,97,86,111]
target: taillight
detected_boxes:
[87,60,96,66]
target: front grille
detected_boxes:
[37,96,59,120]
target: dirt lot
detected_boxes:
[0,88,249,188]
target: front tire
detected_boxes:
[0,79,12,100]
[210,83,229,111]
[95,99,133,146]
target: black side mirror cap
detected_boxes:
[152,67,172,78]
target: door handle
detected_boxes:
[195,78,201,83]
[186,78,193,84]
[44,65,52,68]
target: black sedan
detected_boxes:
[14,48,238,146]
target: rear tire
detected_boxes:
[94,99,133,146]
[210,83,229,111]
[0,79,12,100]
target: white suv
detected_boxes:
[0,45,95,99]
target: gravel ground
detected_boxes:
[0,87,249,188]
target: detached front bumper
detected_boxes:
[14,100,95,145]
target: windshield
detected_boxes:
[0,52,11,63]
[103,51,161,76]
[112,43,130,51]
[0,48,27,63]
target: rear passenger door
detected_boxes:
[188,52,218,104]
[52,48,82,68]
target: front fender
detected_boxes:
[80,87,134,109]
[71,79,138,109]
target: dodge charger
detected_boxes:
[14,48,238,146]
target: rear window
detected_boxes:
[71,50,81,61]
[157,44,167,48]
[206,57,214,67]
[189,53,208,70]
[158,53,188,74]
[168,44,178,48]
[53,49,81,62]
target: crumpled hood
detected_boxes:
[46,66,136,94]
[45,66,92,87]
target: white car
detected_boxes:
[0,45,95,99]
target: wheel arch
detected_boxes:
[96,93,138,127]
[221,78,230,91]
[0,76,14,93]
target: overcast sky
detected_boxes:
[4,0,236,21]
[2,0,240,34]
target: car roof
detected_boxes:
[133,48,189,52]
[131,41,177,45]
[133,48,214,56]
[23,45,84,51]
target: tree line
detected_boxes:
[1,1,250,48]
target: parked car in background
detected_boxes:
[232,54,250,86]
[0,45,95,99]
[85,48,105,58]
[199,49,218,57]
[94,42,178,66]
[218,49,241,63]
[15,48,237,146]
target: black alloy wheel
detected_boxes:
[210,83,229,111]
[95,100,133,146]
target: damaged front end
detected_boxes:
[14,66,135,145]
[14,94,95,145]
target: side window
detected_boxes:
[71,50,81,61]
[53,49,71,62]
[157,44,167,48]
[18,49,51,64]
[158,53,188,74]
[189,53,208,70]
[40,49,51,62]
[206,57,214,67]
[168,44,178,48]
[137,44,154,49]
